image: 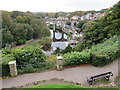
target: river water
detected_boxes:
[42,30,77,56]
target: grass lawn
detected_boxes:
[27,83,88,88]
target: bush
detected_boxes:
[16,39,26,45]
[10,46,55,74]
[19,65,35,73]
[17,61,54,74]
[1,42,54,75]
[46,55,57,64]
[54,45,73,55]
[54,47,61,55]
[73,42,86,52]
[91,54,111,67]
[91,35,119,66]
[63,36,119,67]
[1,54,15,76]
[2,48,11,55]
[61,45,73,54]
[31,37,52,48]
[11,46,46,66]
[63,50,91,66]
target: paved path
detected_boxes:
[2,59,119,88]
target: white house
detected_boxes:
[71,15,80,20]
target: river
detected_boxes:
[42,30,77,56]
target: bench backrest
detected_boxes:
[90,72,113,79]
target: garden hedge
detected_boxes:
[63,35,119,67]
[63,50,91,66]
[1,54,15,76]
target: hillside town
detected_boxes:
[45,12,106,21]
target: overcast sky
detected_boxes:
[0,0,119,12]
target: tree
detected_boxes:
[2,29,13,47]
[12,23,28,44]
[2,11,12,28]
[11,11,25,18]
[24,24,34,40]
[1,10,50,47]
[31,18,50,38]
[14,16,24,23]
[77,20,86,28]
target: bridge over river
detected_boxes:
[45,18,78,42]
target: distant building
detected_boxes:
[80,12,106,20]
[57,16,65,20]
[80,15,86,20]
[57,16,69,21]
[71,15,80,20]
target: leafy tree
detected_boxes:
[24,24,34,40]
[1,10,50,47]
[11,11,25,18]
[31,18,50,38]
[77,20,86,28]
[2,11,12,28]
[14,16,25,23]
[2,29,13,47]
[12,23,28,44]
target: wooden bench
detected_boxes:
[86,72,113,85]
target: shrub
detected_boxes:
[54,47,61,55]
[11,46,46,66]
[63,50,91,66]
[2,48,11,55]
[54,45,73,55]
[61,45,73,54]
[16,39,26,45]
[73,42,87,52]
[31,37,52,48]
[91,35,119,66]
[46,55,57,64]
[63,36,119,67]
[19,65,35,73]
[9,46,47,74]
[91,54,111,67]
[1,54,15,76]
[1,44,54,75]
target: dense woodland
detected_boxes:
[1,11,50,48]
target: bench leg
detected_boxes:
[105,76,110,81]
[88,80,93,85]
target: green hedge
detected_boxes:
[63,50,91,66]
[10,46,49,73]
[18,61,54,74]
[1,54,15,76]
[1,46,54,75]
[91,35,119,66]
[11,46,46,65]
[63,35,119,67]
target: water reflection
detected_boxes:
[42,30,76,56]
[50,30,67,39]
